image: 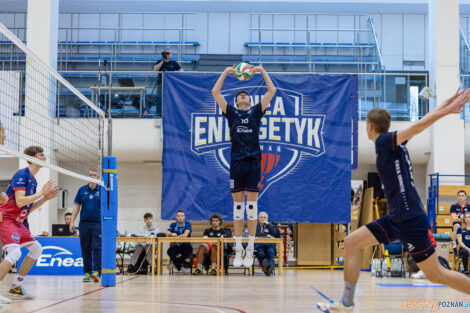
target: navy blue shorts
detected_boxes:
[366,213,435,263]
[230,157,261,193]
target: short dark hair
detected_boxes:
[236,90,250,98]
[458,190,467,196]
[24,146,43,157]
[65,212,72,217]
[144,212,153,219]
[210,213,223,224]
[176,210,185,214]
[23,146,43,164]
[366,108,391,134]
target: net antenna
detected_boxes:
[0,22,105,185]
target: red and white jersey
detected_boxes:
[0,167,37,224]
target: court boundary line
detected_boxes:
[26,276,140,313]
[309,284,334,303]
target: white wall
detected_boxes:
[0,156,19,180]
[57,161,167,235]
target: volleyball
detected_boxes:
[234,62,254,81]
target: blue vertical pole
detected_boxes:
[101,156,118,287]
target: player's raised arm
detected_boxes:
[211,66,235,114]
[14,179,56,208]
[396,88,470,145]
[252,66,277,112]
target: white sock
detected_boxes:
[12,275,24,287]
[235,237,243,251]
[211,263,216,269]
[247,236,255,250]
[197,264,203,270]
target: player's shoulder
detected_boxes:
[251,102,262,111]
[13,167,29,178]
[375,131,394,143]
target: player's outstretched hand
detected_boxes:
[251,65,263,73]
[42,179,57,196]
[45,187,59,200]
[224,65,236,75]
[439,88,470,115]
[0,192,8,204]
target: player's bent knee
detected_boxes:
[27,241,43,260]
[246,201,257,220]
[233,202,245,220]
[4,245,21,265]
[344,233,363,250]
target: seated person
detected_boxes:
[451,190,470,253]
[457,213,470,275]
[127,212,160,274]
[194,213,225,276]
[255,212,281,276]
[166,210,192,273]
[65,212,79,236]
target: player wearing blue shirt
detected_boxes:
[318,89,470,313]
[212,65,277,268]
[166,210,192,272]
[450,190,470,252]
[70,169,101,283]
[0,146,58,301]
[457,213,470,274]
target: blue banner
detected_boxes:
[17,237,83,275]
[162,73,357,223]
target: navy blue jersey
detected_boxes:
[450,203,470,216]
[74,185,101,222]
[375,131,424,222]
[457,227,470,248]
[223,103,265,160]
[168,221,192,237]
[203,228,226,238]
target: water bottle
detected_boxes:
[371,259,377,276]
[381,259,388,278]
[396,259,403,277]
[391,259,397,277]
[375,259,381,277]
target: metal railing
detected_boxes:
[245,13,384,73]
[47,71,429,121]
[367,17,384,71]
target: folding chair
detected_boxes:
[379,240,407,278]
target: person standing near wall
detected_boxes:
[69,169,101,283]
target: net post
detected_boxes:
[101,156,118,287]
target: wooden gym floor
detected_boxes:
[0,269,466,313]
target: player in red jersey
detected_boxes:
[0,145,58,302]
